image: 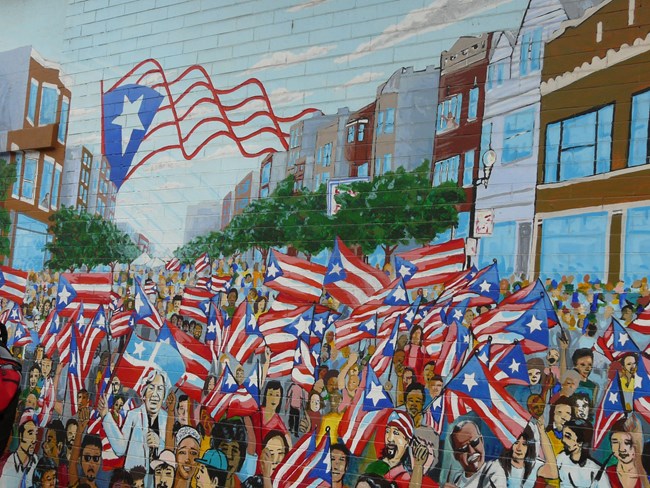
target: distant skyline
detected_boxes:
[0,0,530,256]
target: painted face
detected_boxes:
[143,374,166,416]
[20,421,37,456]
[553,405,572,431]
[623,356,637,375]
[43,429,61,460]
[393,351,406,375]
[331,449,347,483]
[177,400,189,424]
[263,435,287,471]
[154,465,175,488]
[574,399,589,420]
[411,328,422,345]
[41,469,57,488]
[41,358,53,378]
[192,325,202,339]
[112,397,125,413]
[176,437,200,480]
[512,436,528,462]
[29,368,40,388]
[451,423,484,475]
[405,390,424,420]
[431,380,443,398]
[329,392,342,410]
[219,440,241,475]
[384,426,409,461]
[134,478,145,488]
[402,370,414,388]
[562,377,578,397]
[235,367,245,384]
[574,357,593,379]
[611,432,635,465]
[25,393,38,409]
[310,394,321,412]
[528,368,542,385]
[562,427,581,455]
[194,464,212,485]
[66,423,77,447]
[326,376,339,394]
[265,388,282,411]
[81,445,101,481]
[547,349,559,365]
[77,391,90,408]
[423,364,435,385]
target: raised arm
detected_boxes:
[536,420,558,480]
[164,390,177,450]
[69,406,90,486]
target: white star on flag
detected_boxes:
[133,341,146,358]
[479,280,491,292]
[267,262,280,277]
[135,293,146,314]
[365,319,376,331]
[618,333,629,346]
[96,315,106,327]
[478,352,488,363]
[113,94,145,156]
[453,309,463,320]
[508,359,520,373]
[329,262,343,276]
[10,309,18,320]
[294,317,311,337]
[526,315,542,333]
[58,287,72,306]
[207,323,217,334]
[608,392,619,404]
[313,319,326,335]
[392,287,407,302]
[366,381,387,406]
[225,373,237,388]
[398,264,412,277]
[635,373,642,389]
[462,373,478,392]
[14,328,22,338]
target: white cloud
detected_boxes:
[287,0,329,12]
[338,71,385,88]
[248,45,336,72]
[335,0,511,63]
[268,87,312,106]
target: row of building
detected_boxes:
[211,0,650,284]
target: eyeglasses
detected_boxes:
[83,455,101,462]
[456,437,482,453]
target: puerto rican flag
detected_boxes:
[67,323,84,416]
[444,263,501,308]
[324,237,391,308]
[0,266,28,304]
[445,354,530,446]
[424,394,445,435]
[206,364,258,421]
[629,300,650,335]
[57,303,84,363]
[56,273,112,317]
[133,278,163,330]
[593,372,626,448]
[9,320,32,348]
[471,297,550,354]
[197,274,232,294]
[109,311,135,338]
[180,286,216,324]
[291,337,318,391]
[264,250,326,305]
[273,431,332,488]
[490,342,530,386]
[1,303,23,324]
[633,355,650,424]
[222,301,263,364]
[165,257,181,272]
[395,238,466,289]
[79,306,108,384]
[596,318,641,361]
[501,279,559,327]
[194,252,211,275]
[158,321,212,403]
[334,313,379,350]
[369,315,400,377]
[39,310,62,358]
[205,302,226,362]
[143,280,158,296]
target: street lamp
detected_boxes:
[474,149,497,188]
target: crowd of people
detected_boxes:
[0,256,649,488]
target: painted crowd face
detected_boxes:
[451,424,484,475]
[611,432,635,465]
[384,426,409,462]
[143,374,166,416]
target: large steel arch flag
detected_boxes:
[102,59,318,190]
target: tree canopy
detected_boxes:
[0,158,17,260]
[45,206,140,271]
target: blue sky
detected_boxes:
[1,0,529,256]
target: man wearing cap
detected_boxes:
[194,449,228,487]
[152,450,176,488]
[364,409,431,488]
[99,369,170,472]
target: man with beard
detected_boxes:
[0,412,38,487]
[365,409,430,487]
[403,383,440,480]
[447,420,506,488]
[41,419,68,486]
[606,418,649,488]
[99,369,170,472]
[152,450,177,488]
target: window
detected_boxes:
[437,94,462,132]
[51,165,61,209]
[27,79,38,124]
[520,28,543,76]
[39,158,54,210]
[376,111,384,135]
[315,174,321,188]
[79,185,88,206]
[357,162,369,177]
[624,206,650,282]
[322,172,330,184]
[502,108,535,163]
[97,199,105,217]
[39,84,59,126]
[544,105,613,183]
[540,212,608,280]
[383,153,392,174]
[58,97,69,143]
[322,143,332,167]
[433,155,460,186]
[347,126,355,143]
[358,123,365,141]
[463,150,475,187]
[260,187,269,197]
[374,157,381,176]
[316,147,322,166]
[468,87,479,120]
[487,62,506,91]
[384,108,395,134]
[22,156,38,202]
[629,89,650,167]
[261,163,271,185]
[478,221,517,277]
[12,153,23,198]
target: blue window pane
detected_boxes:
[624,206,650,283]
[22,158,38,200]
[58,99,69,143]
[629,90,650,167]
[480,123,492,158]
[39,160,54,208]
[260,187,269,198]
[261,163,271,185]
[358,124,365,142]
[560,145,596,180]
[375,158,381,176]
[520,32,531,76]
[358,162,369,177]
[377,111,384,134]
[540,212,608,280]
[434,155,460,186]
[487,65,493,91]
[385,109,395,134]
[27,80,38,123]
[478,221,517,277]
[544,123,561,183]
[455,211,470,238]
[463,150,475,186]
[502,109,535,163]
[531,28,543,71]
[12,153,23,197]
[596,105,613,173]
[468,87,479,120]
[383,154,392,174]
[347,126,355,143]
[51,167,61,208]
[39,85,58,126]
[13,214,49,271]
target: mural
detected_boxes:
[1,0,650,487]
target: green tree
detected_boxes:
[284,183,334,259]
[45,206,140,272]
[0,158,17,260]
[334,161,465,267]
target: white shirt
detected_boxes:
[453,460,507,488]
[556,452,611,488]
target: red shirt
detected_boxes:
[606,465,642,488]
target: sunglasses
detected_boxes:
[456,437,482,453]
[83,455,101,462]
